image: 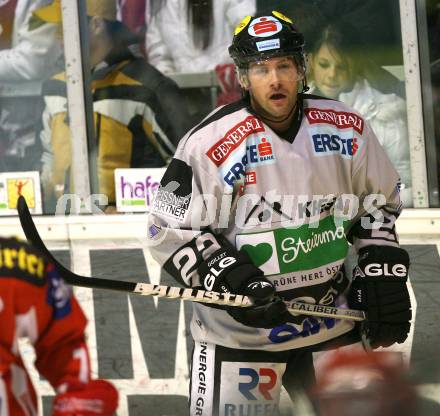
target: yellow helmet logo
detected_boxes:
[234,15,251,35]
[272,11,293,24]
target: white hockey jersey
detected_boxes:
[147,93,402,352]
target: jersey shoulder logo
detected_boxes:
[305,108,364,135]
[206,116,265,167]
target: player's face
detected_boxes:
[310,43,352,99]
[246,56,301,122]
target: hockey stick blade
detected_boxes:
[17,195,136,293]
[16,196,365,321]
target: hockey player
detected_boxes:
[311,348,418,416]
[147,11,412,415]
[0,237,118,415]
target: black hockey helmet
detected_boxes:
[229,11,305,69]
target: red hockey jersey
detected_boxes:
[0,237,90,416]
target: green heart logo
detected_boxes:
[241,243,273,268]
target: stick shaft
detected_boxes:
[132,283,365,321]
[16,196,365,322]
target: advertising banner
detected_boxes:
[115,168,166,212]
[0,171,42,215]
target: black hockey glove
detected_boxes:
[198,247,288,328]
[348,245,411,348]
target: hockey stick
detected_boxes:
[16,196,365,322]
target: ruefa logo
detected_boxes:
[238,368,277,400]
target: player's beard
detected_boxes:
[250,94,298,130]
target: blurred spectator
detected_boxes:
[0,0,61,80]
[0,236,118,415]
[214,63,241,106]
[146,0,256,74]
[116,0,147,56]
[146,0,256,123]
[117,0,146,36]
[312,0,406,97]
[258,0,405,96]
[307,20,413,206]
[0,0,63,172]
[311,349,418,416]
[34,0,192,211]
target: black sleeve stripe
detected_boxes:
[347,213,399,245]
[186,99,248,140]
[159,158,193,196]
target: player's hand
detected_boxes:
[348,245,411,348]
[198,247,289,328]
[52,379,118,416]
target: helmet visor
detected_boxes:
[246,56,304,84]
